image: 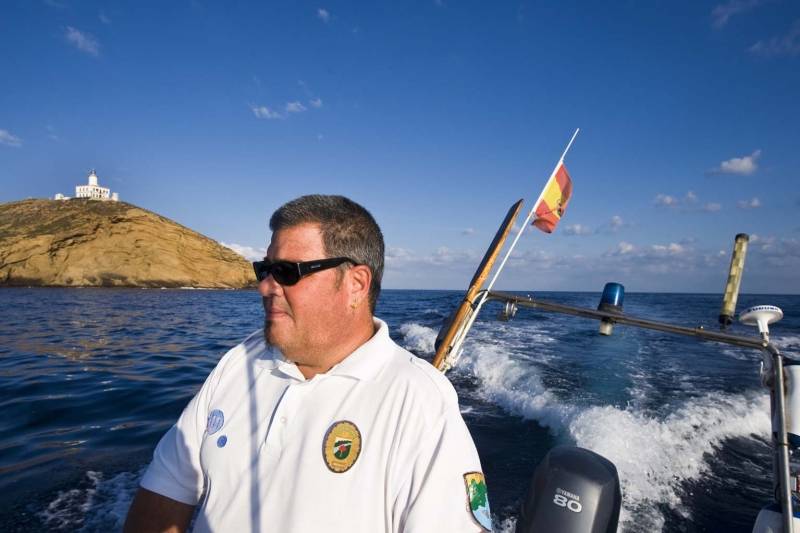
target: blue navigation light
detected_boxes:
[598,282,624,336]
[598,282,625,312]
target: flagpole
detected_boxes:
[442,128,580,369]
[558,127,580,165]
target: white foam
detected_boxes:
[39,469,143,531]
[720,346,754,361]
[398,322,438,354]
[398,320,772,531]
[461,336,577,431]
[494,516,517,532]
[569,395,769,529]
[39,471,101,530]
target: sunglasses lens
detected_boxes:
[271,262,300,286]
[254,262,268,281]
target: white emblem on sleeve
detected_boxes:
[207,409,225,435]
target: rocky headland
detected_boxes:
[0,198,257,288]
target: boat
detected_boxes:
[431,175,797,532]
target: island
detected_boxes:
[0,198,257,289]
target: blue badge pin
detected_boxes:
[207,409,225,435]
[217,435,227,448]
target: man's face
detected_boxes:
[259,223,350,361]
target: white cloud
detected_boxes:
[712,149,761,175]
[616,242,635,255]
[221,242,266,261]
[430,246,480,265]
[0,129,22,147]
[597,215,626,234]
[251,105,282,120]
[380,233,800,291]
[564,223,593,236]
[65,26,100,57]
[99,12,111,25]
[601,240,713,279]
[655,191,723,214]
[252,96,323,120]
[461,228,475,236]
[654,194,679,207]
[385,245,480,269]
[385,246,414,262]
[711,0,763,29]
[737,197,762,209]
[750,19,800,57]
[285,101,307,114]
[317,8,330,23]
[297,81,323,109]
[745,236,800,272]
[651,242,686,255]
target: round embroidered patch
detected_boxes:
[217,435,227,448]
[207,409,224,435]
[322,420,361,473]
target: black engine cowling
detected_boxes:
[516,445,621,533]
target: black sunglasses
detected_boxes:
[252,257,357,286]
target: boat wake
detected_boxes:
[38,469,142,531]
[399,321,771,532]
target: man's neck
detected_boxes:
[294,316,377,380]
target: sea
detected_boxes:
[1,287,799,532]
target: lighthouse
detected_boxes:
[71,169,119,201]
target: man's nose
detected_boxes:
[257,275,281,297]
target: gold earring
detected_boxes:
[350,301,359,309]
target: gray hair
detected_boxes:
[269,195,384,311]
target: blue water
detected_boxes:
[1,288,799,532]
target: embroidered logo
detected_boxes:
[333,438,352,460]
[217,435,227,448]
[207,409,224,435]
[464,472,492,531]
[323,421,361,473]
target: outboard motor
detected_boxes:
[516,446,621,533]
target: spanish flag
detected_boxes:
[532,162,572,233]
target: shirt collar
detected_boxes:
[252,318,392,382]
[325,318,391,381]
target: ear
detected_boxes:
[346,264,372,306]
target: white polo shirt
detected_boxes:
[140,319,492,532]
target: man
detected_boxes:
[124,195,491,532]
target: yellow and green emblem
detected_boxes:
[322,420,362,473]
[464,472,492,531]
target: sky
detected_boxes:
[1,0,799,294]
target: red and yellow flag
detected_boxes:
[532,162,572,233]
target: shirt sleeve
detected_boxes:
[139,386,210,505]
[138,344,237,505]
[392,405,492,533]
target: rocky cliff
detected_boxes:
[0,199,257,288]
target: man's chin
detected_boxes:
[263,321,287,350]
[263,322,274,346]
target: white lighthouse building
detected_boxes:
[55,170,119,201]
